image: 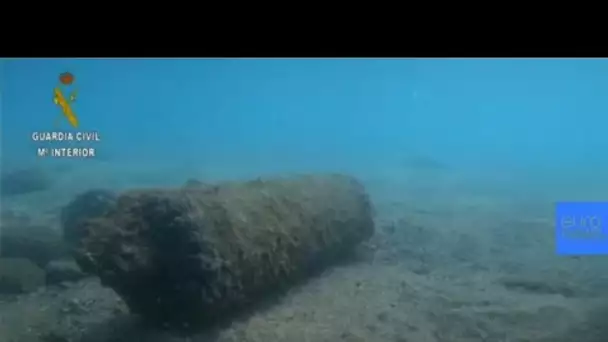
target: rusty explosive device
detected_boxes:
[61,174,375,328]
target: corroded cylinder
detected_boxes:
[62,174,374,327]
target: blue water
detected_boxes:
[4,58,608,179]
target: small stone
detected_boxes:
[0,258,45,294]
[45,259,87,285]
[377,311,389,322]
[1,211,66,268]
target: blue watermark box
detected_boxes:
[556,202,608,255]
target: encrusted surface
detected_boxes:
[66,174,375,327]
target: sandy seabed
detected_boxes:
[2,163,608,342]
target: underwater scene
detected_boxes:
[1,58,608,342]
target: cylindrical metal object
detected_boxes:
[62,174,374,327]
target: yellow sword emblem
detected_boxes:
[53,87,79,128]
